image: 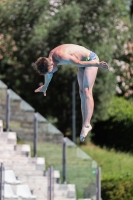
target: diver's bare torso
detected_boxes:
[49,44,91,66]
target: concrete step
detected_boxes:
[30,186,47,196]
[0,144,15,151]
[5,164,36,171]
[14,176,76,199]
[18,175,47,183]
[16,144,31,157]
[35,199,47,200]
[0,150,17,158]
[0,131,17,144]
[1,157,45,172]
[25,157,46,171]
[78,199,91,200]
[12,169,44,176]
[0,149,31,158]
[27,183,76,199]
[17,175,47,192]
[0,145,31,158]
[4,162,45,175]
[54,198,76,200]
[0,156,30,163]
[54,184,76,199]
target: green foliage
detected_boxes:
[81,143,133,199]
[93,70,116,122]
[92,96,133,152]
[102,179,133,200]
[81,143,133,180]
[74,0,130,61]
[107,96,133,123]
[114,39,133,101]
[46,2,82,45]
[0,0,132,137]
[112,14,133,101]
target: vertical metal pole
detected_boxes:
[0,163,2,200]
[47,167,50,200]
[72,75,76,143]
[6,89,10,132]
[96,167,101,200]
[33,113,38,157]
[0,163,4,200]
[62,137,66,184]
[2,164,4,200]
[50,166,54,200]
[49,167,52,200]
[47,166,54,200]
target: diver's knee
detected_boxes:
[84,87,92,98]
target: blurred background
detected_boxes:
[0,0,133,199]
[0,0,133,144]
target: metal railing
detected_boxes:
[47,166,54,200]
[37,137,100,199]
[5,89,10,132]
[96,168,101,200]
[3,82,102,200]
[0,163,4,200]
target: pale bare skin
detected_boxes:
[34,44,109,141]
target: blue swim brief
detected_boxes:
[82,51,99,69]
[86,51,99,61]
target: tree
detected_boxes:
[0,0,131,137]
[114,35,133,101]
[92,96,133,152]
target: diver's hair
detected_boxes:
[34,57,52,75]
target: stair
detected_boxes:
[0,120,77,200]
[0,80,96,200]
[0,80,63,143]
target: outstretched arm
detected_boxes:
[34,72,53,96]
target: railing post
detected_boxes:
[0,163,4,200]
[62,137,66,184]
[47,166,54,200]
[96,167,101,200]
[33,113,38,157]
[72,75,76,143]
[6,89,10,132]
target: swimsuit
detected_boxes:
[82,51,99,69]
[86,51,99,61]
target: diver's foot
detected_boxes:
[80,125,92,142]
[80,135,85,142]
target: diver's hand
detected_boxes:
[99,61,110,70]
[34,85,47,96]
